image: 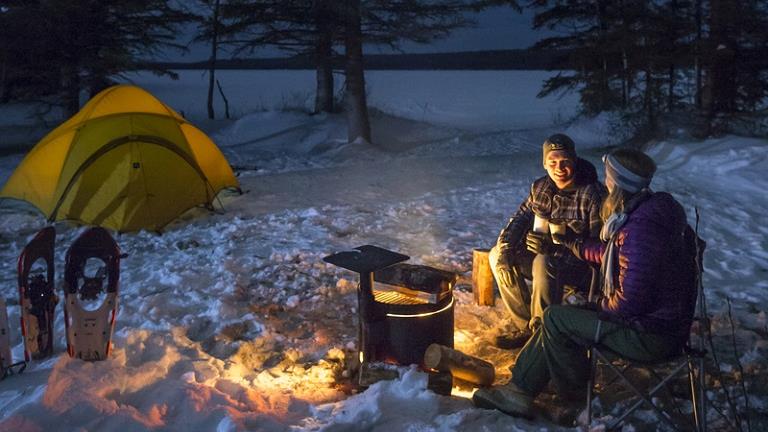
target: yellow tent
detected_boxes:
[0,84,240,232]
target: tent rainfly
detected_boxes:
[0,85,240,232]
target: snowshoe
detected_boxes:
[63,227,121,361]
[18,226,57,360]
[1,298,26,379]
[0,298,11,368]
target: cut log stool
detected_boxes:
[472,248,495,306]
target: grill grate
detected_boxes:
[373,289,429,305]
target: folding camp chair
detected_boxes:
[584,322,707,431]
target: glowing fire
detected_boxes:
[453,329,469,344]
[385,296,455,318]
[450,386,478,399]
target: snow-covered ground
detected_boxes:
[0,70,765,431]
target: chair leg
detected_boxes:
[586,346,596,426]
[688,357,701,431]
[595,348,686,431]
[700,356,707,432]
[647,367,688,420]
[690,355,707,432]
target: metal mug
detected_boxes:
[549,221,566,244]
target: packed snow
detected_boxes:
[0,70,766,431]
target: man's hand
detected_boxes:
[496,267,514,288]
[489,245,515,288]
[526,231,558,256]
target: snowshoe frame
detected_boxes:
[17,226,57,361]
[63,227,120,361]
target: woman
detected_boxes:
[473,148,698,418]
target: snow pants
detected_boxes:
[511,304,680,397]
[489,245,592,331]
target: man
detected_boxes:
[489,133,605,349]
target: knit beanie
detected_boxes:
[603,148,656,193]
[542,133,576,165]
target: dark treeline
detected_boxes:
[1,0,766,145]
[529,0,768,140]
[145,49,571,71]
[0,0,519,146]
[0,0,190,117]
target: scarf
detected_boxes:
[599,190,652,299]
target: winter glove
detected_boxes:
[552,232,583,259]
[489,245,515,288]
[525,231,558,256]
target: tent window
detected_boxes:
[132,162,140,169]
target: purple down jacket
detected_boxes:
[580,192,697,339]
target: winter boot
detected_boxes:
[473,381,534,419]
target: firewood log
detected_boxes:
[424,343,495,386]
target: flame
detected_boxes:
[450,386,478,399]
[385,296,454,318]
[454,330,469,344]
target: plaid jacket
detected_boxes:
[497,158,606,267]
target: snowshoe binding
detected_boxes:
[63,227,121,361]
[18,226,57,361]
[1,298,26,379]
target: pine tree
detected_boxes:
[2,0,190,116]
[0,2,58,103]
[699,0,768,134]
[529,0,625,115]
[529,0,767,139]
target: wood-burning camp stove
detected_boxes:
[323,245,456,386]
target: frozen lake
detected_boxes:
[123,69,581,131]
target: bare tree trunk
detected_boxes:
[0,59,7,103]
[216,79,230,119]
[62,63,81,117]
[622,50,628,107]
[343,0,371,144]
[667,0,678,112]
[619,0,628,108]
[207,0,220,120]
[313,0,334,113]
[314,29,334,113]
[694,0,703,109]
[596,0,610,110]
[644,66,655,130]
[706,0,737,117]
[668,63,675,112]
